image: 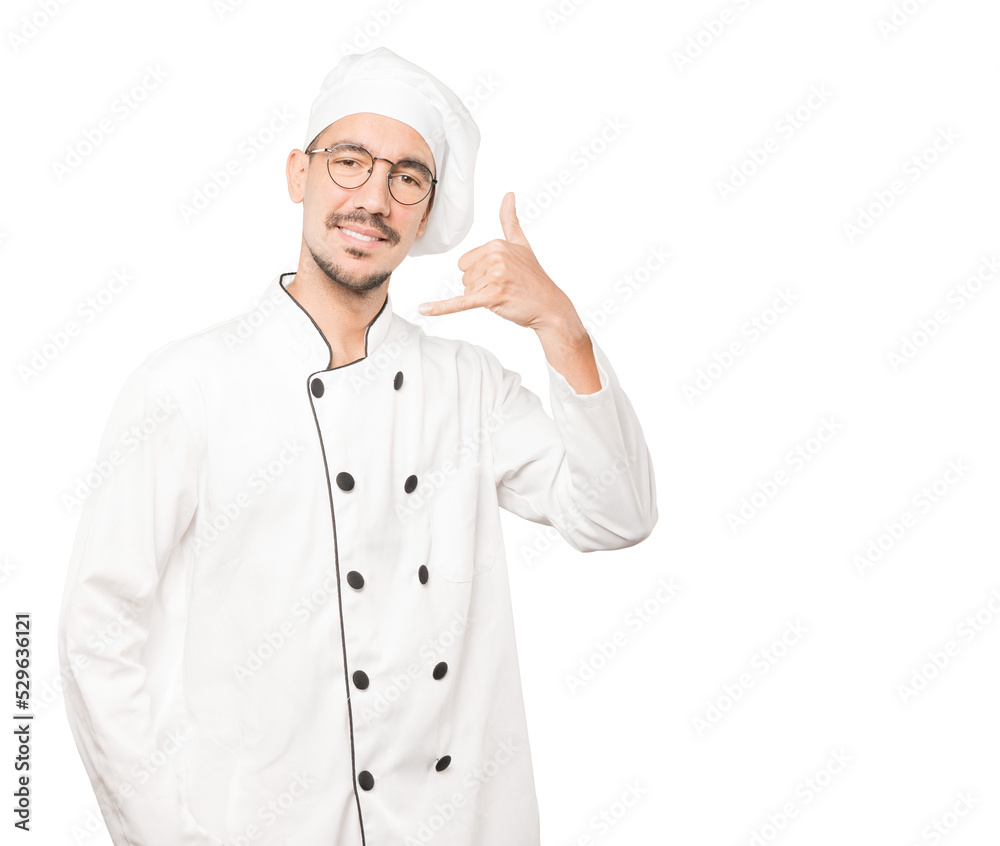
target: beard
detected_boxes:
[305,210,400,295]
[306,241,391,294]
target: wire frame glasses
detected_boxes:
[306,143,436,205]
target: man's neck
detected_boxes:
[286,267,388,369]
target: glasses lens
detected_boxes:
[328,145,373,188]
[389,162,434,205]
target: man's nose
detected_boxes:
[350,160,393,217]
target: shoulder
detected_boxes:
[390,312,495,370]
[393,312,502,378]
[119,299,273,413]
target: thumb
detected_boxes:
[499,191,530,247]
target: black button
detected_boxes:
[433,662,448,680]
[353,670,369,690]
[435,756,451,772]
[311,378,324,398]
[394,371,404,390]
[347,571,365,590]
[418,565,428,585]
[358,771,374,791]
[336,472,354,491]
[404,474,418,493]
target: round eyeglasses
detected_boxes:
[306,143,437,206]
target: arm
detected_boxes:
[533,309,602,396]
[481,327,658,552]
[57,361,223,846]
[419,190,657,549]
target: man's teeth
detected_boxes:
[340,227,381,242]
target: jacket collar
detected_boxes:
[264,271,393,372]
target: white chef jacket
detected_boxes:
[57,270,657,846]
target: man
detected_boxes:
[58,47,657,846]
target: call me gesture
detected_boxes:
[418,192,603,396]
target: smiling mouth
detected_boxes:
[337,226,387,245]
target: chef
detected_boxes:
[57,47,658,846]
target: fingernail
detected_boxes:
[418,303,430,314]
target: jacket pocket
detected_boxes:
[429,462,497,583]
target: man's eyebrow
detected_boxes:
[329,139,433,173]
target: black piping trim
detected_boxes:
[279,271,389,371]
[277,270,391,846]
[304,391,367,846]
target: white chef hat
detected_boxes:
[303,47,480,257]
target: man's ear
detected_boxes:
[286,149,308,203]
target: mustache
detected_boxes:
[327,212,399,245]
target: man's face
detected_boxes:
[286,112,435,294]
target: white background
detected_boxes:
[3,0,1000,843]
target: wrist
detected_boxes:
[533,306,589,348]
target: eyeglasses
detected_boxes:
[305,143,437,206]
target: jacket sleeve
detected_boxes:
[482,329,658,551]
[56,362,224,846]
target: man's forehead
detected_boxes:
[320,113,434,170]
